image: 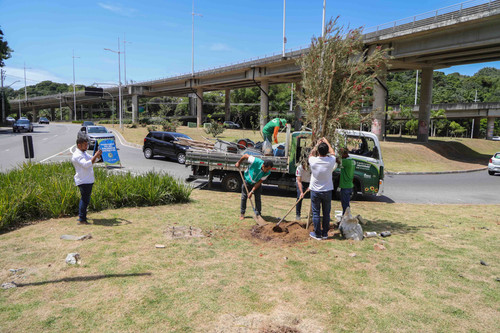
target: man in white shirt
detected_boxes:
[308,137,336,240]
[72,135,102,225]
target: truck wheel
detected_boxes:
[222,173,242,192]
[177,153,186,164]
[144,148,153,159]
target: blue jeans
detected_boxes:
[311,190,332,238]
[296,182,309,217]
[241,183,262,215]
[340,188,352,214]
[78,183,93,221]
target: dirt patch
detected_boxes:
[209,309,323,333]
[164,225,205,239]
[249,222,312,244]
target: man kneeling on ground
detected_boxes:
[235,154,274,220]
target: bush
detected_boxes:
[162,119,180,132]
[147,125,158,132]
[204,119,226,138]
[0,162,192,231]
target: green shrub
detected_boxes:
[204,119,226,138]
[162,119,180,132]
[0,162,192,231]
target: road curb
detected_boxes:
[386,167,488,175]
[109,129,142,149]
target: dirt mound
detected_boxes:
[250,221,311,243]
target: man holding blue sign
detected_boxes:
[94,138,121,167]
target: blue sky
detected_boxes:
[1,0,499,91]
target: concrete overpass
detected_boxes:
[9,0,500,139]
[362,102,500,138]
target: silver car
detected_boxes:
[488,152,500,175]
[80,125,115,149]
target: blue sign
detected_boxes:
[96,139,121,166]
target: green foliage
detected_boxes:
[0,27,13,67]
[162,119,180,132]
[203,117,225,138]
[147,125,158,132]
[405,119,418,136]
[449,121,466,137]
[297,18,390,142]
[0,162,192,231]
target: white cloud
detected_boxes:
[98,2,137,17]
[3,67,66,90]
[210,43,232,52]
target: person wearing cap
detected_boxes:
[262,118,287,144]
[235,154,274,220]
[72,134,102,225]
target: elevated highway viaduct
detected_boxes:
[9,0,500,140]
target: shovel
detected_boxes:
[273,188,310,232]
[238,169,267,226]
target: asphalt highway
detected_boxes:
[1,123,498,204]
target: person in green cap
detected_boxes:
[262,118,287,143]
[339,148,355,214]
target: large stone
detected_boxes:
[65,253,81,265]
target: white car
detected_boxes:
[488,152,500,175]
[492,136,500,141]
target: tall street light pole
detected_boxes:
[283,0,287,57]
[322,0,326,38]
[23,62,31,101]
[105,37,123,130]
[123,34,131,86]
[72,49,80,121]
[192,0,202,76]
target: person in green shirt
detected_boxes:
[339,148,355,214]
[262,118,287,143]
[235,154,274,220]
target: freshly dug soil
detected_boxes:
[250,221,312,243]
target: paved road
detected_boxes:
[1,123,498,204]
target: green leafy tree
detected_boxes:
[203,115,225,138]
[430,109,447,137]
[0,28,13,67]
[449,121,466,137]
[297,18,390,144]
[405,119,418,136]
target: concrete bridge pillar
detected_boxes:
[189,95,196,117]
[89,105,93,120]
[486,117,496,139]
[225,89,231,121]
[131,95,139,123]
[32,107,38,122]
[196,88,204,127]
[417,68,434,142]
[472,117,481,138]
[50,108,55,121]
[371,75,387,141]
[260,80,269,131]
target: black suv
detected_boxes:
[143,131,192,164]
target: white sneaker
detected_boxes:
[295,215,301,221]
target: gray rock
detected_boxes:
[480,260,489,266]
[65,253,81,265]
[60,234,92,241]
[1,282,17,289]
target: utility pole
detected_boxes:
[322,0,326,38]
[283,0,287,57]
[123,34,131,86]
[23,62,31,101]
[414,70,419,105]
[72,49,80,121]
[191,0,202,76]
[104,38,123,129]
[1,70,5,123]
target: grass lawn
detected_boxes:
[105,123,500,173]
[1,189,498,332]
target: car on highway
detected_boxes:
[488,152,500,175]
[223,121,240,129]
[6,116,15,123]
[39,117,50,124]
[12,119,34,133]
[143,131,192,164]
[80,125,115,150]
[82,121,95,126]
[492,136,500,141]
